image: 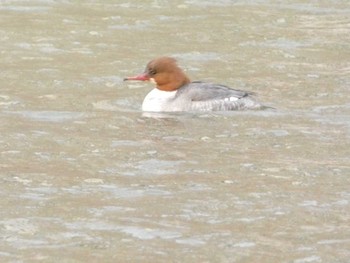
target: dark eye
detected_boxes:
[148,68,157,76]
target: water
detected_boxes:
[1,0,349,262]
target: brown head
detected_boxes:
[124,57,191,91]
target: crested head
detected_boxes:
[145,57,191,91]
[124,56,191,91]
[145,57,177,74]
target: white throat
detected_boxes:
[142,88,177,112]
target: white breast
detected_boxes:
[142,89,178,112]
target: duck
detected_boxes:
[124,56,266,112]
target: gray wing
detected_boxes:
[177,81,253,102]
[175,81,261,111]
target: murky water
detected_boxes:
[1,0,350,262]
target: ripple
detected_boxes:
[92,99,140,112]
[4,110,86,122]
[117,226,182,240]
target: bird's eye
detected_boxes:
[148,68,157,76]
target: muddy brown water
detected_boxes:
[1,1,349,262]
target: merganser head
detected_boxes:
[124,57,191,91]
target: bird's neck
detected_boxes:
[156,70,191,92]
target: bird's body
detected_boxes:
[124,57,265,112]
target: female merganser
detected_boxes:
[124,57,265,112]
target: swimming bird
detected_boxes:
[124,56,265,112]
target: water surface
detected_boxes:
[1,0,349,262]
